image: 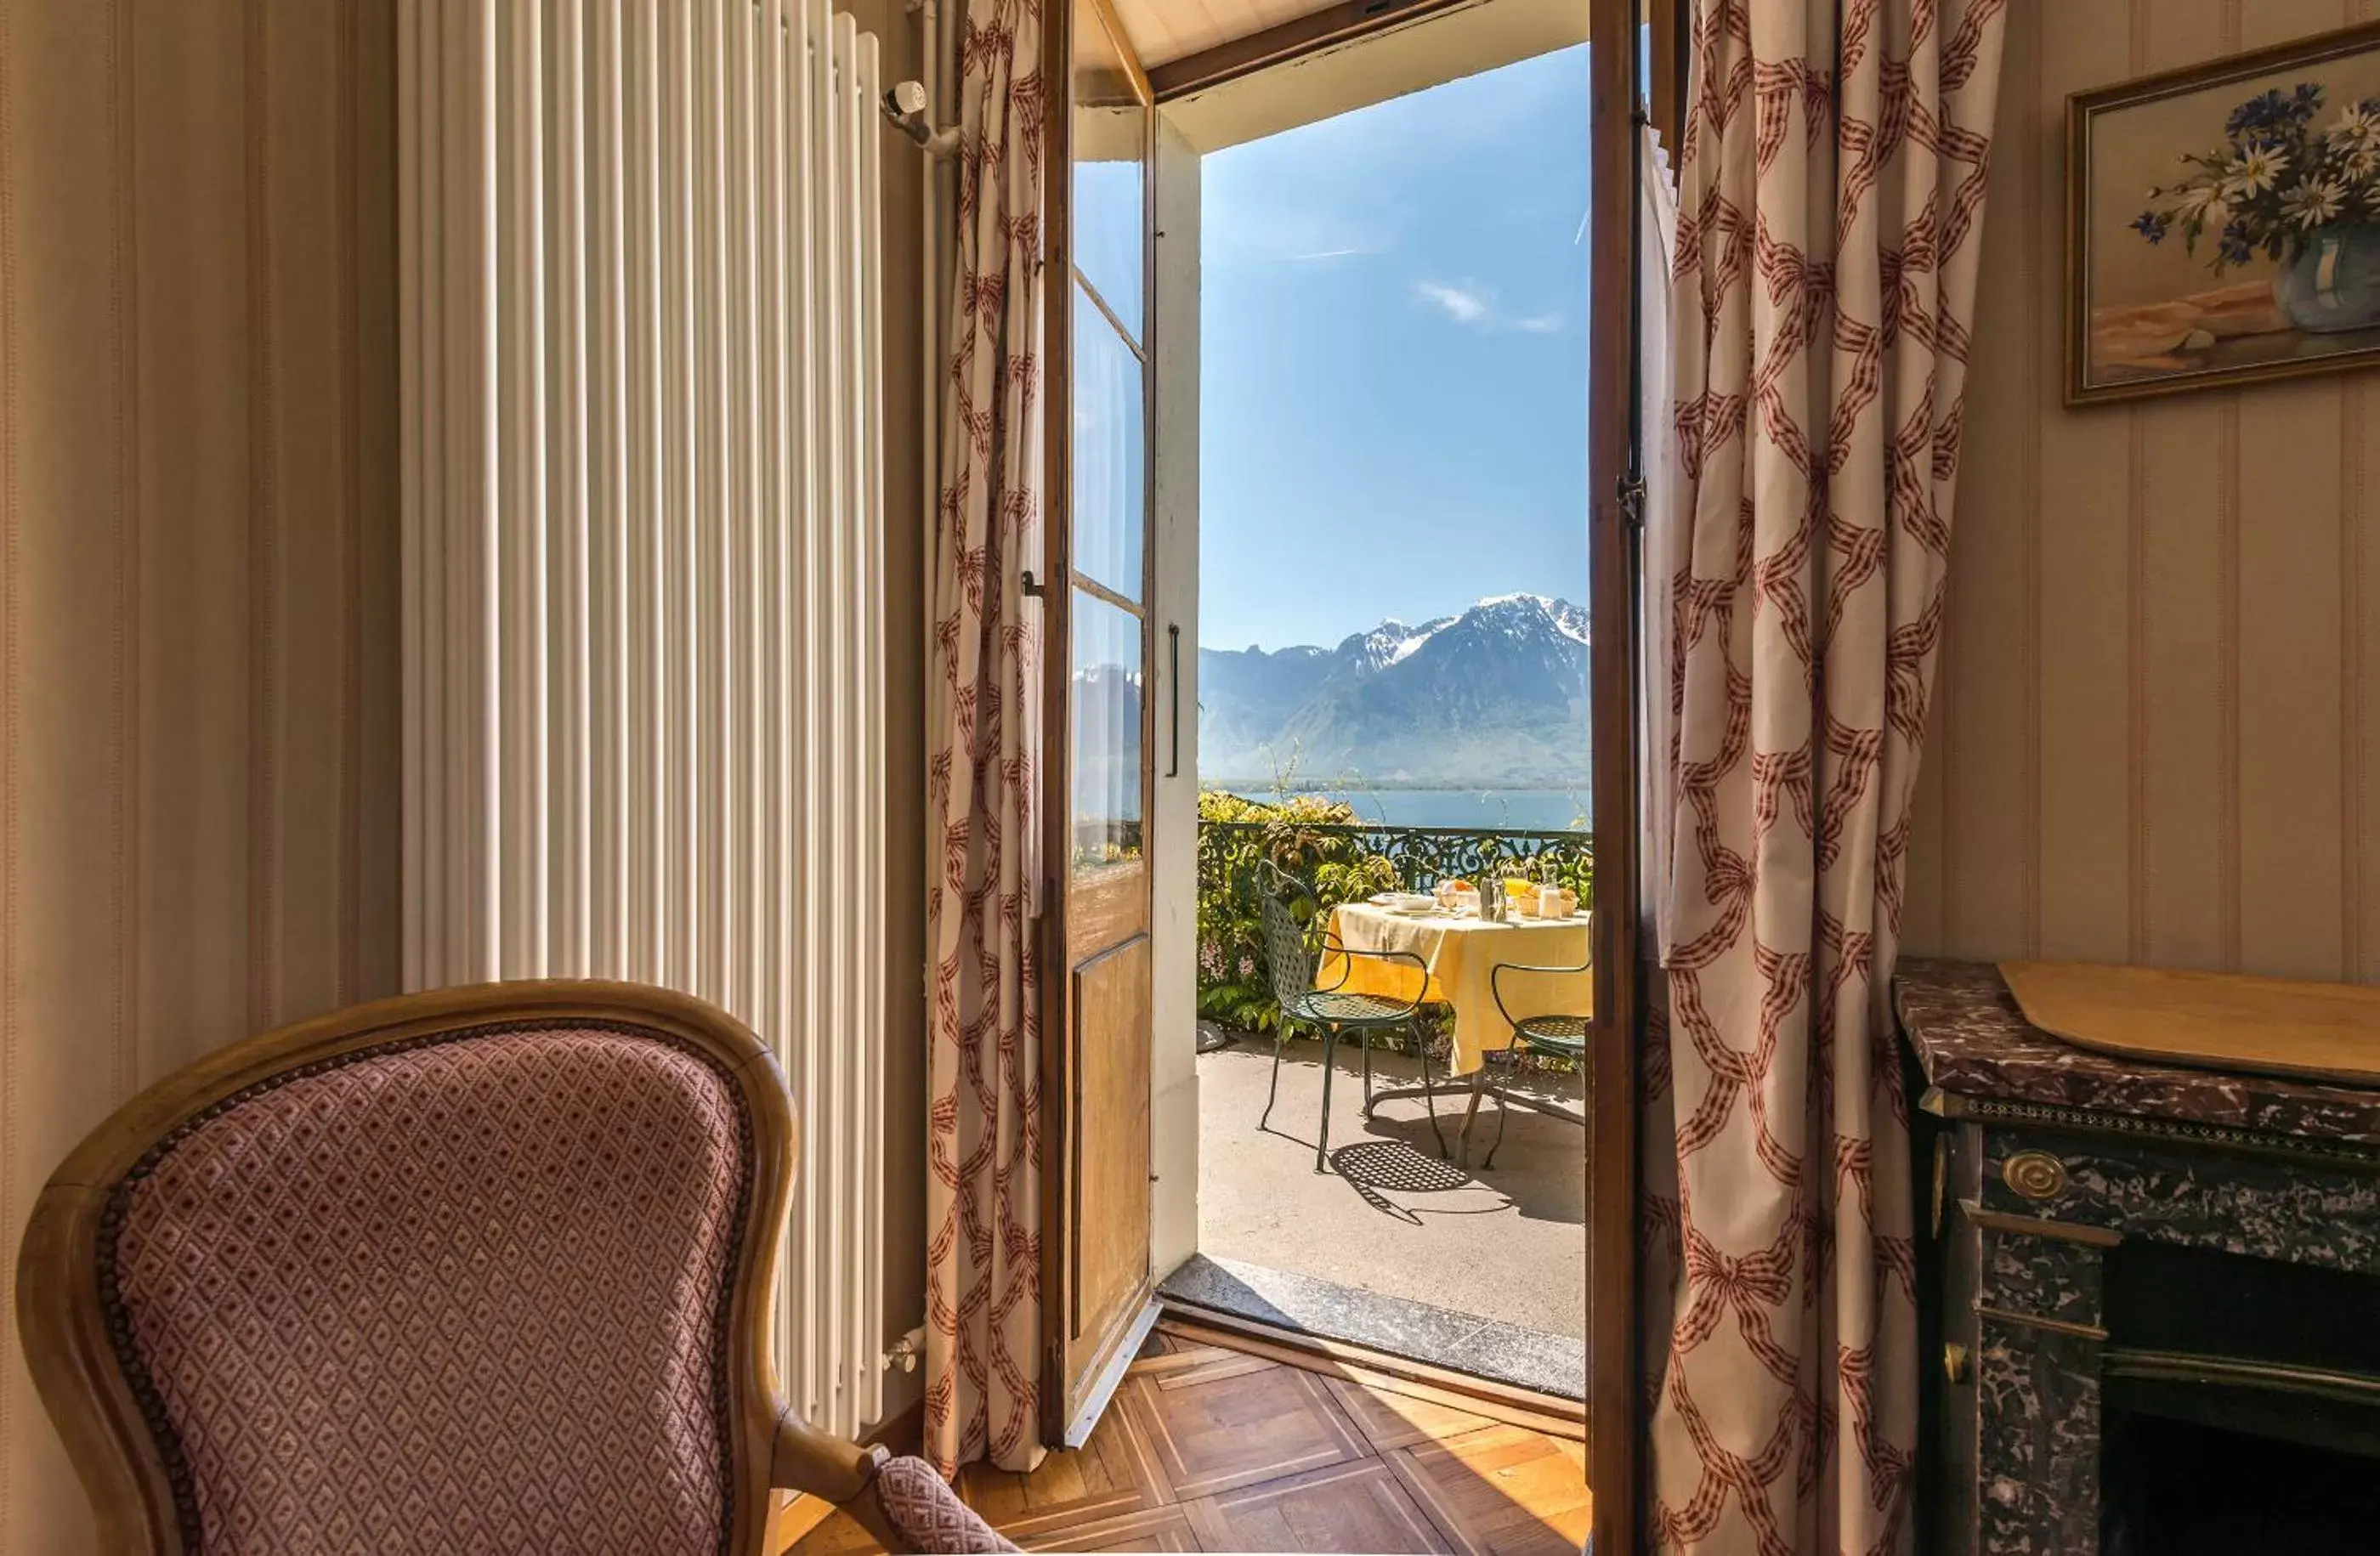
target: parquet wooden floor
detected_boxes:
[787,1323,1590,1554]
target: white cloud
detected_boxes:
[1414,280,1491,323]
[1414,280,1564,335]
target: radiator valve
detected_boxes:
[880,83,960,158]
[885,1325,927,1374]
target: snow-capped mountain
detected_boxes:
[1198,594,1590,787]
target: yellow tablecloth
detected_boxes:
[1319,902,1593,1076]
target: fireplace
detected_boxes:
[1896,959,2380,1556]
[2099,1241,2380,1554]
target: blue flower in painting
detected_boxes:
[2227,88,2290,135]
[2226,83,2325,139]
[2136,79,2370,272]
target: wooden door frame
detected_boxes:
[1647,0,1687,149]
[1038,0,1164,1448]
[1145,0,1471,99]
[1036,0,1663,1524]
[1587,0,1647,1551]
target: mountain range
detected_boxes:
[1198,593,1590,788]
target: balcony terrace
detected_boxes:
[1177,800,1591,1398]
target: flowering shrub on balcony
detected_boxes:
[1196,791,1400,1035]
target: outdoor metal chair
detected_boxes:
[1476,959,1593,1168]
[1256,879,1444,1171]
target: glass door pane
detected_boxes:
[1071,283,1146,602]
[1070,0,1145,340]
[1070,590,1144,872]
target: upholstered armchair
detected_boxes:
[14,981,1013,1555]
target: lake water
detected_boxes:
[1231,788,1591,833]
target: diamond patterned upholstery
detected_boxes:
[103,1022,748,1556]
[874,1455,1021,1553]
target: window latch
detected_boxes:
[1616,473,1646,531]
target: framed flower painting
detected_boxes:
[2067,20,2380,404]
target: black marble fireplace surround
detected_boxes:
[1896,960,2380,1555]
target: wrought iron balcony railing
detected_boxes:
[1198,818,1593,904]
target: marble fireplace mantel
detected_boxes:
[1895,958,2380,1556]
[1896,957,2380,1150]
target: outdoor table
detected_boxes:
[1318,901,1592,1159]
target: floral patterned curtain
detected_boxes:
[925,0,1049,1479]
[1648,1,2007,1550]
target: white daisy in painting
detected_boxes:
[2335,102,2380,147]
[2224,144,2288,201]
[2168,182,2229,225]
[2285,176,2346,227]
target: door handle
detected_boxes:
[1167,624,1181,779]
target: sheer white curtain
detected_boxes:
[1639,122,1680,963]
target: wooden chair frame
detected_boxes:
[13,979,903,1555]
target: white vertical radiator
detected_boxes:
[397,0,888,1437]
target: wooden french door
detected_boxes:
[1041,0,1160,1448]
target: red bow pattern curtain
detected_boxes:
[925,0,1049,1479]
[1648,1,2007,1550]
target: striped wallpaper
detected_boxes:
[1904,0,2380,987]
[0,2,402,1548]
[0,4,933,1546]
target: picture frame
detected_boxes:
[2066,20,2380,405]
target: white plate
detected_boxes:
[1368,892,1435,912]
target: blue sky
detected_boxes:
[1198,43,1591,653]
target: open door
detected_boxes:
[1041,0,1162,1449]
